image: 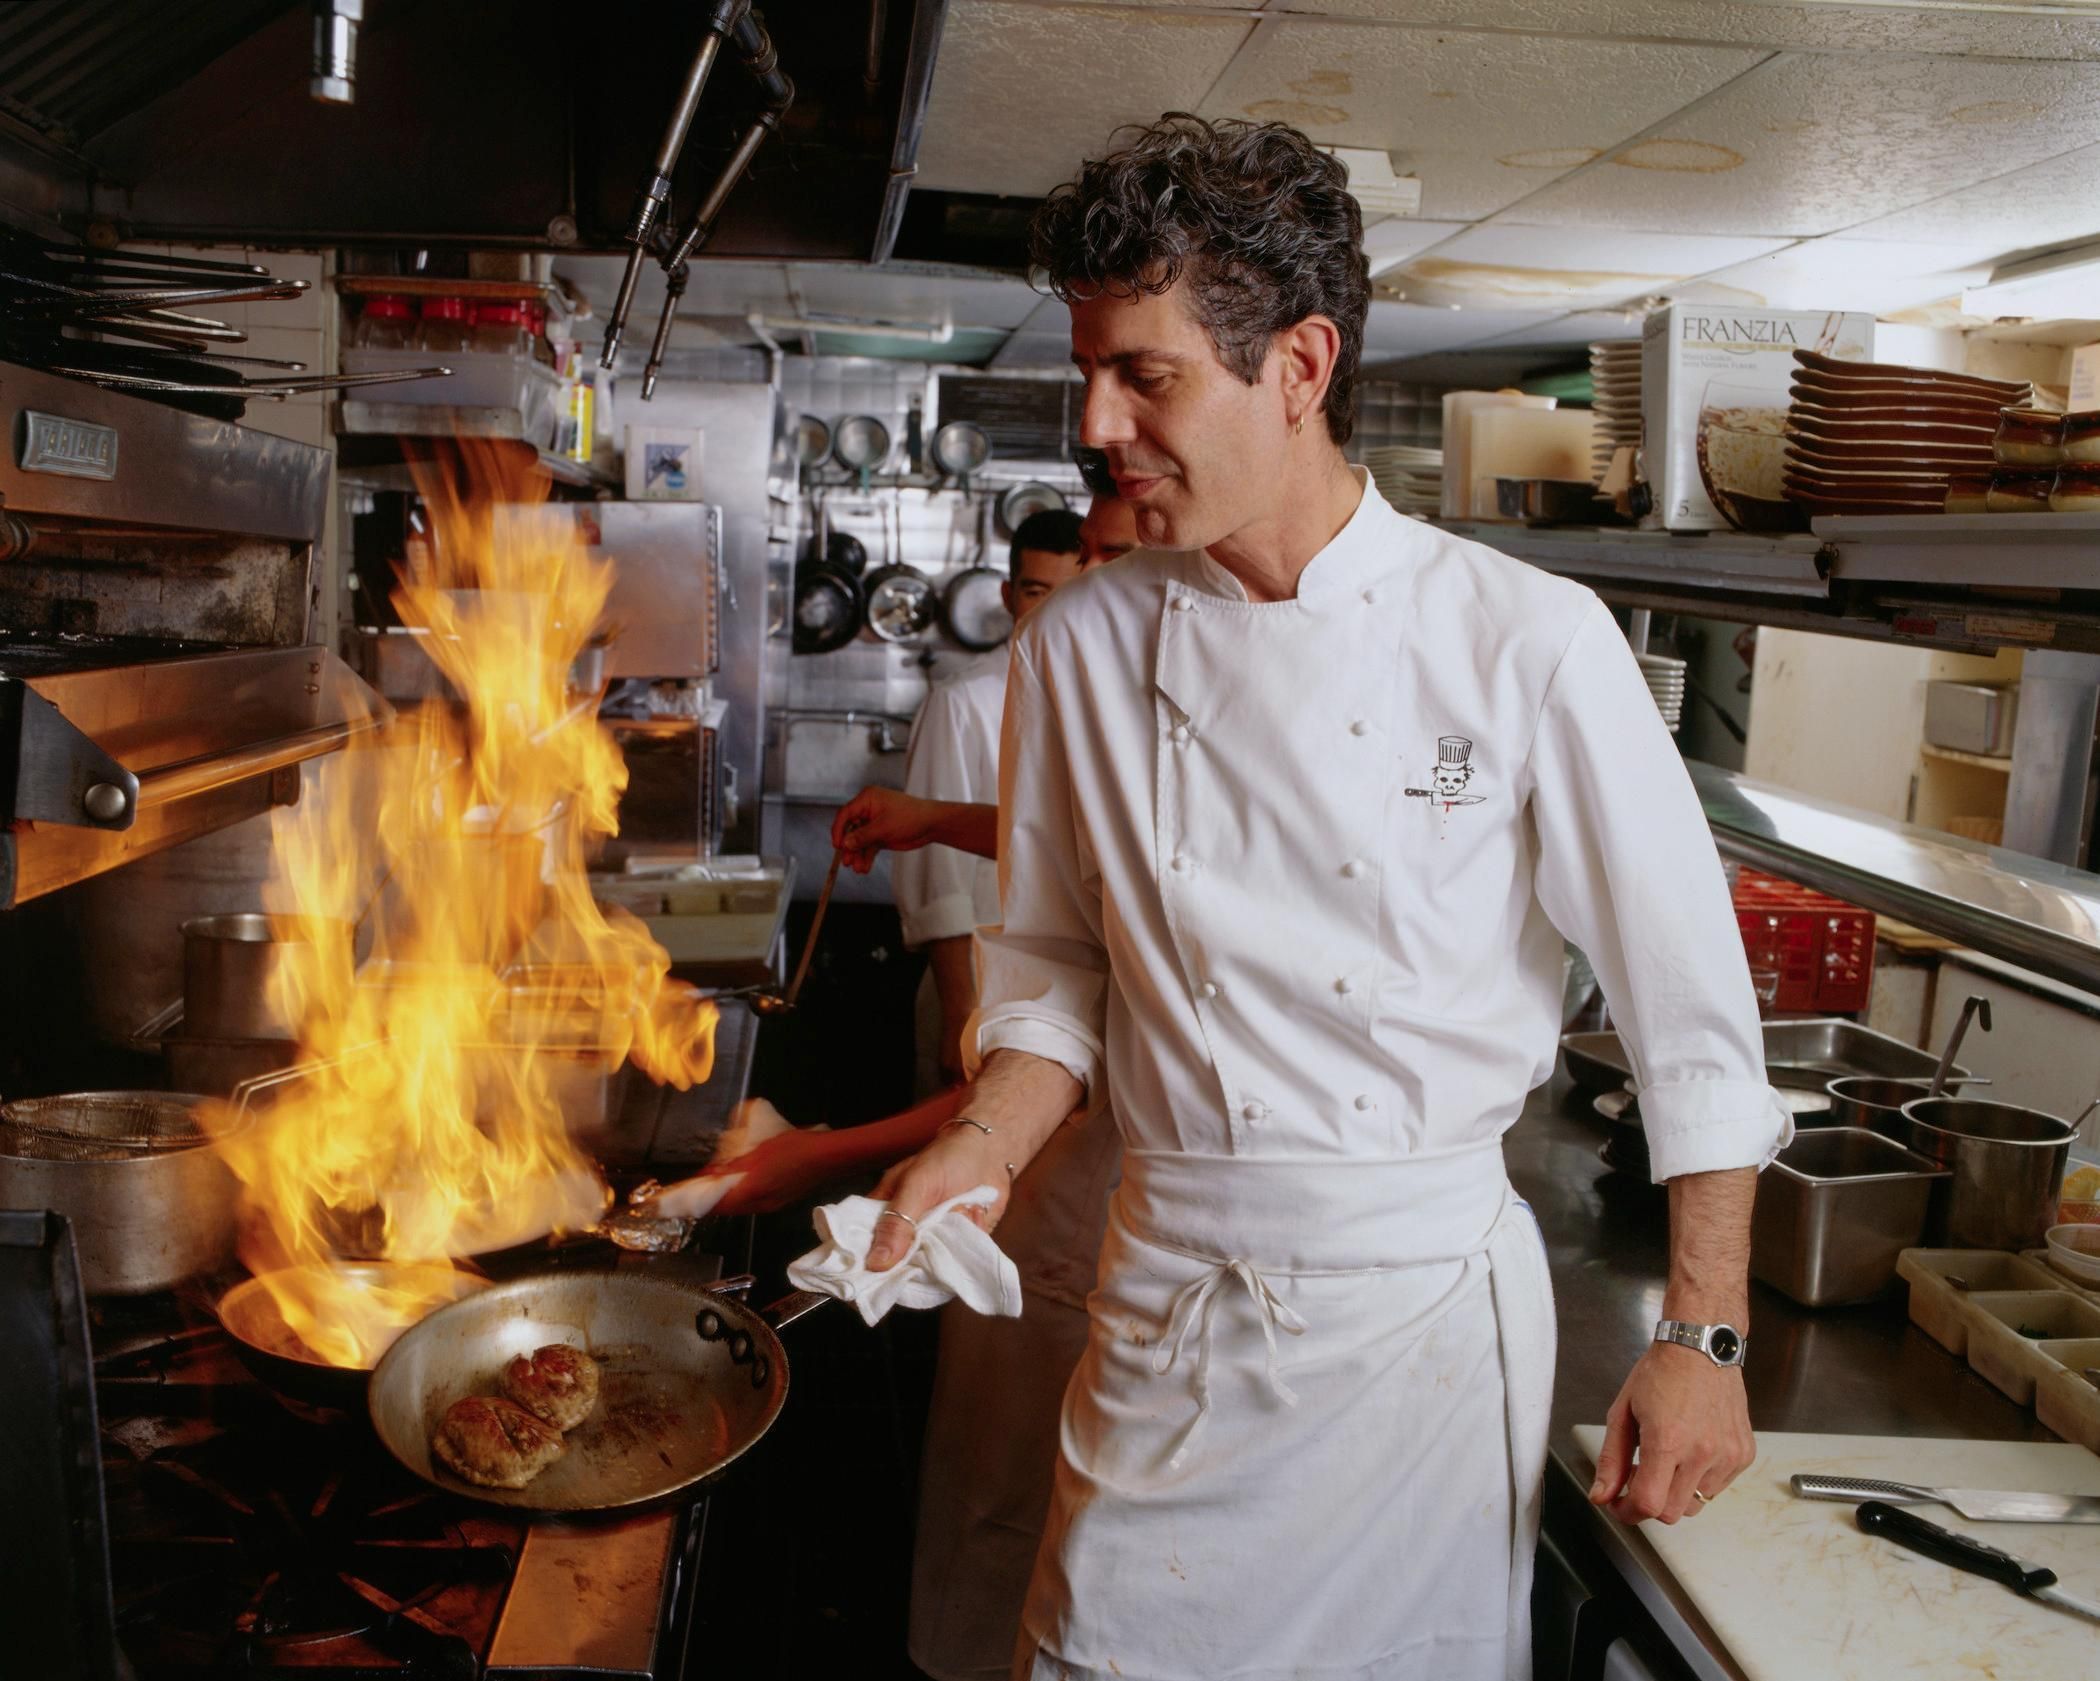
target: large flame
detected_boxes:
[212,441,717,1368]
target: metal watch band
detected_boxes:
[1654,1319,1746,1367]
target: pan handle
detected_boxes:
[762,1288,831,1332]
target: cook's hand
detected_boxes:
[864,1127,1010,1271]
[832,786,942,874]
[1590,1346,1755,1524]
[698,1128,838,1216]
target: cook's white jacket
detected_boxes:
[894,649,1006,952]
[969,471,1790,1181]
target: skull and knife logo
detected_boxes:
[1405,735,1485,812]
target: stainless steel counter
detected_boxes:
[1509,1078,2053,1681]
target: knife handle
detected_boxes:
[1856,1501,2058,1595]
[1793,1474,1933,1504]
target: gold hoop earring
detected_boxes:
[1293,416,1305,437]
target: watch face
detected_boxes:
[1709,1326,1742,1364]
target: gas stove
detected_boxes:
[90,1277,711,1680]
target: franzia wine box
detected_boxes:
[1641,305,1874,531]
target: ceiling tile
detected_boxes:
[1389,222,1788,308]
[1673,237,1993,313]
[1196,22,1764,220]
[1278,1,2100,62]
[916,2,1254,197]
[1841,141,2100,262]
[1362,217,1469,276]
[989,330,1080,371]
[1463,310,1648,352]
[1510,50,2100,237]
[1361,299,1564,358]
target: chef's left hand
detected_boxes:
[1589,1345,1754,1525]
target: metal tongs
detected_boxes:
[600,0,794,391]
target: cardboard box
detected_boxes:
[1641,305,1874,530]
[2071,342,2100,412]
[623,425,705,501]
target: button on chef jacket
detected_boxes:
[967,470,1790,1681]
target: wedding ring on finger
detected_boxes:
[877,1207,919,1231]
[1692,1489,1711,1504]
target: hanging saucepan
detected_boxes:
[794,414,832,471]
[823,529,869,577]
[832,414,891,491]
[367,1270,828,1512]
[792,560,864,655]
[997,479,1067,538]
[862,565,939,643]
[932,420,992,493]
[942,566,1012,652]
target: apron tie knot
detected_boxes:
[1150,1257,1307,1471]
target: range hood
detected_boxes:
[0,0,947,263]
[0,360,387,909]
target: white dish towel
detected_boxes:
[787,1186,1023,1326]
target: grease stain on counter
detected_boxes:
[1287,69,1351,99]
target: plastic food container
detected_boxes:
[1960,1289,2100,1404]
[1753,1130,1948,1307]
[2045,1222,2100,1285]
[2035,1354,2100,1451]
[1896,1248,2062,1354]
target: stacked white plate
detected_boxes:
[1636,651,1686,734]
[1363,444,1443,517]
[1590,340,1642,485]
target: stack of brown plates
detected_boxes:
[1783,349,2044,517]
[1589,340,1642,484]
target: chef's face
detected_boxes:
[1079,495,1141,568]
[1003,545,1086,624]
[1070,280,1284,552]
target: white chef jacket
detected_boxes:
[965,470,1789,1681]
[894,649,1007,951]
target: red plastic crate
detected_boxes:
[1731,869,1875,1014]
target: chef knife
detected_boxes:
[1855,1501,2100,1625]
[1793,1473,2100,1524]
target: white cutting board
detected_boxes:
[1570,1428,2100,1681]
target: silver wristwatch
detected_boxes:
[1654,1319,1745,1368]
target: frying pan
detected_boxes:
[218,1260,492,1407]
[932,419,991,491]
[367,1270,827,1512]
[997,479,1067,538]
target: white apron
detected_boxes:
[971,477,1787,1681]
[1019,1147,1553,1681]
[912,1105,1123,1681]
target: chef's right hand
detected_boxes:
[832,786,941,873]
[864,1126,1011,1270]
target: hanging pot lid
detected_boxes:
[862,564,939,643]
[941,566,1011,653]
[997,479,1068,538]
[932,420,992,479]
[792,562,864,655]
[832,414,892,473]
[795,414,832,467]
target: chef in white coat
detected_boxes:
[898,507,1088,1093]
[864,115,1790,1681]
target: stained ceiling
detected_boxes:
[577,0,2100,376]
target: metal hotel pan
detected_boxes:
[368,1271,826,1512]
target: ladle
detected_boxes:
[1928,994,1992,1096]
[746,847,843,1016]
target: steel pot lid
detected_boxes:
[794,414,832,467]
[932,420,991,478]
[792,563,863,655]
[831,414,891,473]
[997,479,1068,538]
[942,566,1011,652]
[862,564,938,643]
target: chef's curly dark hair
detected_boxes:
[1029,113,1369,446]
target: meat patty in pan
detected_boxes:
[432,1395,566,1488]
[500,1342,601,1431]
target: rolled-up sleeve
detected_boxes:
[966,633,1108,1097]
[894,680,994,951]
[1527,601,1793,1183]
